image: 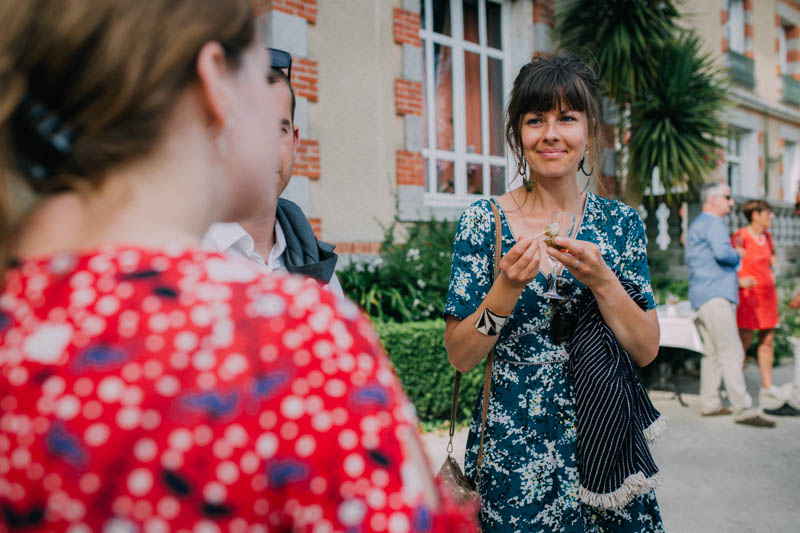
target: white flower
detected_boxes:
[417,279,426,289]
[406,248,420,261]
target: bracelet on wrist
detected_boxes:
[474,307,509,336]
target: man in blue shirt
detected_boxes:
[686,183,774,427]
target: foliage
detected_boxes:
[773,261,800,365]
[650,278,689,306]
[554,0,680,104]
[338,219,458,323]
[375,319,485,425]
[627,33,727,202]
[555,1,728,203]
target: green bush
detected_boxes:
[773,266,800,365]
[374,319,486,426]
[650,278,689,306]
[339,219,458,323]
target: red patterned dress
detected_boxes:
[0,246,477,532]
[731,228,779,330]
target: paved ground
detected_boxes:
[421,358,800,533]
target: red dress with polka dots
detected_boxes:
[0,246,477,533]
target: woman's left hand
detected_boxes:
[546,236,615,291]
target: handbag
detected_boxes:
[436,201,503,504]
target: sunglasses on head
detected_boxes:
[268,48,292,81]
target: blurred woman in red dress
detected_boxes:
[731,200,780,406]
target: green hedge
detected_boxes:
[374,319,486,425]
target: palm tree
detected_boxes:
[555,0,727,204]
[555,0,680,105]
[627,32,727,202]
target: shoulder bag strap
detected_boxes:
[446,201,503,472]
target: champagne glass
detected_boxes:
[541,210,576,300]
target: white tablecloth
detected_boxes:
[656,302,705,354]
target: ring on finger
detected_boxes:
[573,259,580,269]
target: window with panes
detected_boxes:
[726,127,743,195]
[727,0,745,54]
[420,0,508,199]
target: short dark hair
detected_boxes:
[742,199,771,222]
[267,68,295,121]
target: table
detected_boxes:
[653,302,705,406]
[656,302,705,353]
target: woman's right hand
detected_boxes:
[498,235,541,289]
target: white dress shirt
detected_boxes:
[203,221,343,296]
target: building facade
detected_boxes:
[256,0,800,264]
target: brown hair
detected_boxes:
[742,199,771,222]
[505,54,604,190]
[0,0,255,264]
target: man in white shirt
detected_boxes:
[204,49,342,295]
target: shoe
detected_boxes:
[701,406,733,417]
[734,414,776,428]
[759,387,786,411]
[763,402,800,417]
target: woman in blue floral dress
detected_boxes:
[443,55,665,532]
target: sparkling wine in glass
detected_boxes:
[542,210,576,300]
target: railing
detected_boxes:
[782,75,800,107]
[638,197,800,275]
[728,51,755,90]
[723,200,800,248]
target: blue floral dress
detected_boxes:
[444,193,664,532]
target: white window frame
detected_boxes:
[725,126,758,197]
[420,0,512,208]
[726,128,743,195]
[727,0,745,54]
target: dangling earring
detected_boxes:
[519,159,533,191]
[578,156,593,177]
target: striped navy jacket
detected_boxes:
[563,279,666,509]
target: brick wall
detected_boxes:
[533,0,554,27]
[291,58,318,102]
[395,79,423,116]
[786,26,800,81]
[396,151,424,186]
[307,217,322,240]
[270,0,317,24]
[393,8,422,47]
[332,242,382,255]
[393,7,424,192]
[294,139,320,180]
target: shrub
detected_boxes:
[374,319,486,425]
[339,219,458,323]
[650,278,689,306]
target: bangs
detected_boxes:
[518,66,593,115]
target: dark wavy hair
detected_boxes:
[505,54,604,186]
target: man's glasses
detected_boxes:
[269,48,292,81]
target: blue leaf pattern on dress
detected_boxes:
[444,194,662,532]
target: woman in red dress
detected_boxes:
[731,200,780,405]
[0,1,477,531]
